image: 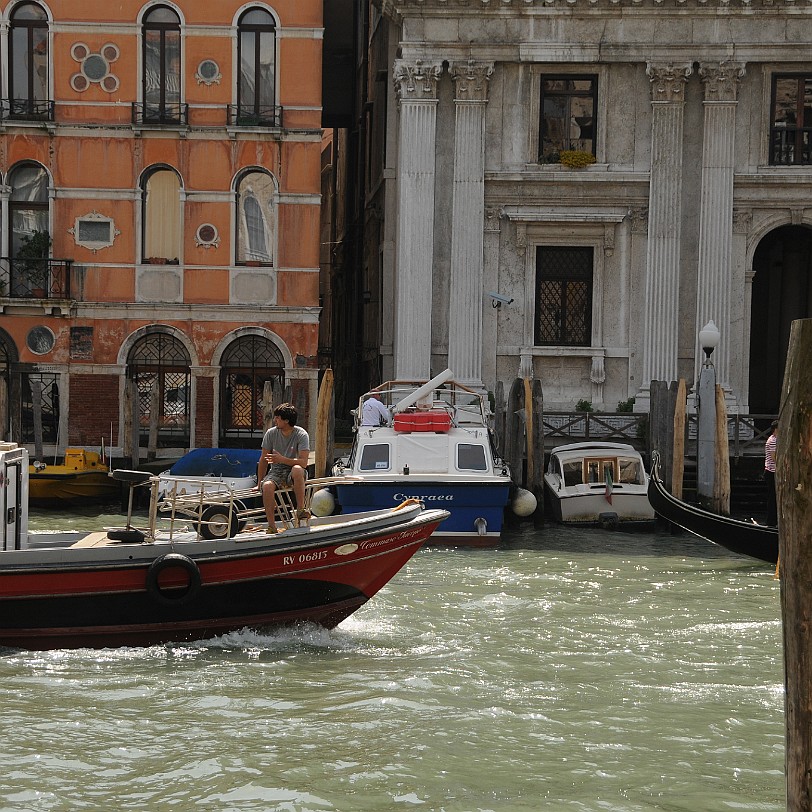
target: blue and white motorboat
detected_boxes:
[157,448,260,501]
[332,370,514,547]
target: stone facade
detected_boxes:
[0,0,323,457]
[367,0,812,414]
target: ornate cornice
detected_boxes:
[647,63,692,103]
[382,0,806,8]
[450,60,495,102]
[699,62,746,102]
[393,59,443,101]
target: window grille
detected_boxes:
[128,332,190,447]
[220,335,285,444]
[535,246,593,346]
[21,372,58,444]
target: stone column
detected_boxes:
[638,63,692,410]
[448,60,493,390]
[393,59,442,380]
[694,62,745,395]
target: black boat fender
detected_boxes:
[145,553,202,605]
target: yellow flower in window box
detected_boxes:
[558,150,596,169]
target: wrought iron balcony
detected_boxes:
[0,257,73,299]
[2,98,55,122]
[227,104,283,128]
[131,102,189,127]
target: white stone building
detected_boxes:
[363,0,812,415]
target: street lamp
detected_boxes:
[699,320,720,364]
[696,320,720,509]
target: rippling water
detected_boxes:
[2,508,784,811]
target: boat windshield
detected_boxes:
[619,458,644,484]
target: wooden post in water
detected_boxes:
[0,377,7,442]
[493,380,505,461]
[314,369,333,478]
[30,379,44,461]
[713,384,730,516]
[262,380,274,431]
[776,318,812,810]
[671,379,686,500]
[649,380,677,492]
[504,378,524,491]
[147,384,160,461]
[530,377,545,524]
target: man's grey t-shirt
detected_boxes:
[261,425,310,483]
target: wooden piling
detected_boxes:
[530,377,545,524]
[671,379,686,500]
[30,380,44,461]
[314,369,333,478]
[776,317,812,810]
[713,384,730,516]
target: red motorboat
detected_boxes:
[0,443,447,650]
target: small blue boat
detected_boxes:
[332,370,513,547]
[158,448,260,500]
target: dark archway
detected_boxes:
[749,224,812,413]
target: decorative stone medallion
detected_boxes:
[70,43,120,93]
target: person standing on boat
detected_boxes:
[258,403,311,533]
[764,420,778,526]
[361,392,390,426]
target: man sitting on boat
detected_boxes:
[258,403,311,532]
[361,391,390,426]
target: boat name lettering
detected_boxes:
[394,493,453,502]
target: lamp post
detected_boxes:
[696,320,720,510]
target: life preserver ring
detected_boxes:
[145,553,201,606]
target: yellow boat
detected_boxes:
[28,448,119,504]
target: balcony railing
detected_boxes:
[131,102,189,127]
[227,104,283,128]
[0,257,73,299]
[2,98,55,122]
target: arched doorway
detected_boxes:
[219,334,285,447]
[127,331,191,448]
[749,224,812,413]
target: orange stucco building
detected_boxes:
[0,0,323,458]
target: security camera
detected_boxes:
[487,292,514,308]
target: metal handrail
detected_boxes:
[227,104,283,128]
[131,102,189,126]
[0,256,73,299]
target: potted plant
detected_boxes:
[16,230,51,296]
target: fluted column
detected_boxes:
[639,63,692,406]
[695,62,745,395]
[393,59,442,380]
[447,60,493,389]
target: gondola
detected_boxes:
[648,451,778,564]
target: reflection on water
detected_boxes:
[3,509,784,811]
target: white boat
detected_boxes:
[543,442,655,528]
[332,369,514,547]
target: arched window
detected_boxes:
[236,9,277,126]
[142,5,182,124]
[9,3,50,120]
[236,170,275,265]
[127,331,191,447]
[220,334,285,445]
[9,163,49,297]
[142,167,181,262]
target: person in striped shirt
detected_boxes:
[764,420,778,526]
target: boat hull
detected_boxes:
[28,470,119,503]
[544,480,655,525]
[334,480,511,547]
[647,458,778,563]
[0,508,446,649]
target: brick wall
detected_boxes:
[69,374,119,446]
[196,376,214,447]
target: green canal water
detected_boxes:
[0,508,784,811]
